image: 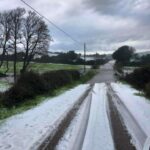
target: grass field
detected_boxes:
[0,62,82,74]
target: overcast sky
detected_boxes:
[0,0,150,54]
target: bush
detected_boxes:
[2,70,80,107]
[42,70,73,90]
[0,92,3,106]
[91,64,99,69]
[125,66,150,89]
[145,83,150,97]
[0,72,7,77]
[125,65,150,98]
[66,70,80,80]
[2,71,46,107]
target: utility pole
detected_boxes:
[84,43,86,73]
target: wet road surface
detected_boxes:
[88,62,115,84]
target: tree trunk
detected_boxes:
[14,37,17,82]
[21,42,29,74]
[0,51,5,67]
[0,41,7,68]
[5,52,9,74]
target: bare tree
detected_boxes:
[0,8,50,78]
[21,11,50,73]
[9,8,25,82]
[0,11,12,73]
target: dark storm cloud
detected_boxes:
[81,0,150,51]
[84,0,150,25]
[83,0,130,15]
[83,0,150,15]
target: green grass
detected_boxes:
[0,69,97,120]
[28,63,82,73]
[0,80,10,85]
[0,61,82,74]
[0,80,11,92]
[134,92,145,97]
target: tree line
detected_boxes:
[0,50,108,66]
[0,8,50,81]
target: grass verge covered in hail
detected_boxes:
[111,82,150,150]
[0,70,97,120]
[0,84,89,150]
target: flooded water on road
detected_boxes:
[88,61,116,84]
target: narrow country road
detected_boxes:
[107,83,147,150]
[87,61,136,150]
[0,61,148,150]
[87,61,115,84]
[107,84,136,150]
[0,62,150,150]
[54,61,137,150]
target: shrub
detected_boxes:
[145,83,150,98]
[2,70,80,107]
[42,70,73,90]
[91,64,99,69]
[18,71,46,94]
[0,72,7,77]
[66,70,80,80]
[0,92,3,106]
[2,71,46,107]
[125,66,150,89]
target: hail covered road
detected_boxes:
[87,61,115,84]
[0,61,148,150]
[55,61,139,150]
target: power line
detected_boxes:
[20,0,81,46]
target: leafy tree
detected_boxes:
[141,54,150,64]
[112,45,135,63]
[66,51,78,60]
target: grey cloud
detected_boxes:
[83,0,150,24]
[83,0,133,15]
[0,0,150,53]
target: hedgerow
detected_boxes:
[2,70,80,107]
